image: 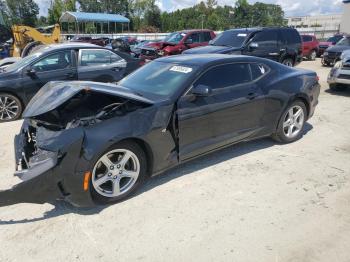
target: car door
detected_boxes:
[243,29,280,61]
[177,63,265,161]
[21,50,77,102]
[78,49,127,82]
[184,32,202,50]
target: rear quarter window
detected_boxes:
[282,29,301,44]
[250,63,270,80]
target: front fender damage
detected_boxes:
[0,125,91,208]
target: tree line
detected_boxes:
[0,0,286,32]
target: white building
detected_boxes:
[287,14,341,39]
[340,0,350,33]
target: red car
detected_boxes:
[301,35,319,60]
[140,29,215,61]
[318,34,345,57]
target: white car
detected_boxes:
[328,50,350,91]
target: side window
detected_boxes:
[32,51,71,72]
[202,32,212,42]
[302,35,312,42]
[80,49,122,66]
[250,63,269,80]
[282,29,301,44]
[188,33,200,43]
[252,30,278,47]
[194,63,251,90]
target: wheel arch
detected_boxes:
[274,95,310,133]
[117,137,154,176]
[0,89,25,108]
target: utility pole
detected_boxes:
[200,14,205,29]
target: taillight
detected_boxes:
[316,75,320,81]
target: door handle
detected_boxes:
[247,92,258,100]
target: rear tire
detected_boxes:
[90,141,148,205]
[282,58,294,67]
[272,100,307,143]
[308,50,317,61]
[0,93,22,122]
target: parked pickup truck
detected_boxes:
[140,29,215,61]
[301,35,319,60]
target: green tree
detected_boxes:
[48,0,76,24]
[5,0,39,26]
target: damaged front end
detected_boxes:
[0,122,87,207]
[0,81,154,207]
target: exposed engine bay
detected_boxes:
[28,90,150,131]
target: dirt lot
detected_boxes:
[0,59,350,262]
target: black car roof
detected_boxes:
[156,54,270,67]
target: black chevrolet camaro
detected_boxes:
[0,54,320,207]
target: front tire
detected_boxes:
[90,141,147,204]
[273,100,307,143]
[0,93,22,122]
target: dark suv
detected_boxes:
[183,27,302,67]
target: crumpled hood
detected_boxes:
[23,81,154,118]
[183,45,240,54]
[144,41,176,50]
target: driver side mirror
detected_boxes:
[184,38,193,45]
[192,84,212,96]
[26,68,36,76]
[248,42,259,51]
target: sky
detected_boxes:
[35,0,345,17]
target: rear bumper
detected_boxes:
[0,126,95,208]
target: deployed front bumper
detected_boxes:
[0,124,95,208]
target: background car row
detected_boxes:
[0,43,141,122]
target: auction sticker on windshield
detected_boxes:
[170,66,193,73]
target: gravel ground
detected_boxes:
[0,59,350,262]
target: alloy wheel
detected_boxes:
[92,149,140,198]
[0,95,20,121]
[283,105,304,138]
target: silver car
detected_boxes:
[328,50,350,91]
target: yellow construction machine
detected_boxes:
[11,24,61,57]
[0,23,61,59]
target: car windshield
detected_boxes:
[336,37,350,46]
[4,52,42,72]
[210,30,250,47]
[327,35,343,43]
[119,61,196,96]
[163,32,185,44]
